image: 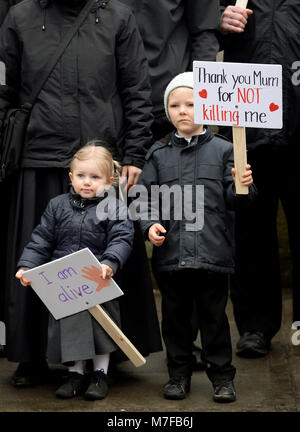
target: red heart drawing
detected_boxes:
[269,103,279,112]
[199,89,207,99]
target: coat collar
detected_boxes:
[171,127,213,148]
[69,187,107,209]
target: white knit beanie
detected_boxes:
[164,72,194,120]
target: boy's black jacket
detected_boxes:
[138,129,257,275]
[17,188,134,273]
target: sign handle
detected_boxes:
[235,0,248,7]
[232,0,249,195]
[88,305,146,367]
[232,126,248,195]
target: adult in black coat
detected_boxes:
[0,0,22,359]
[0,0,162,385]
[219,0,300,357]
[119,0,220,140]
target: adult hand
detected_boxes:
[15,269,31,287]
[148,223,167,247]
[232,164,253,187]
[121,165,142,191]
[220,5,253,35]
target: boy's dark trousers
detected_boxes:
[156,269,236,383]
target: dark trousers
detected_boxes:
[157,269,236,383]
[231,145,300,341]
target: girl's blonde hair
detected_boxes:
[70,140,121,186]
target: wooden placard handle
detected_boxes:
[235,0,248,7]
[232,0,249,195]
[89,305,146,367]
[232,127,248,195]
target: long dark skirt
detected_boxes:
[5,168,70,362]
[4,168,162,363]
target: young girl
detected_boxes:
[137,72,257,403]
[15,142,134,401]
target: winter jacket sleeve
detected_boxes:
[135,154,162,238]
[17,200,57,269]
[184,0,220,64]
[0,8,20,122]
[116,9,153,169]
[100,200,134,271]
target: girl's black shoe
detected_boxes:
[84,369,109,401]
[55,372,86,399]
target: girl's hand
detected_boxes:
[148,223,166,247]
[100,264,114,279]
[232,164,253,187]
[15,269,31,287]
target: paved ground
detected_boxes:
[0,286,299,414]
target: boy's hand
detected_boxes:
[220,5,253,35]
[15,269,31,287]
[232,164,253,187]
[100,264,114,279]
[148,223,167,247]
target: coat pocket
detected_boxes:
[158,165,179,184]
[197,164,223,180]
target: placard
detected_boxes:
[23,248,123,320]
[193,61,282,129]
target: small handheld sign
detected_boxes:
[23,248,146,367]
[193,0,282,194]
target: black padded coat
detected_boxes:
[0,0,153,169]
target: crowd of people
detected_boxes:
[0,0,298,404]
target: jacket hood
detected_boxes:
[37,0,110,30]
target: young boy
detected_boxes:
[137,72,256,403]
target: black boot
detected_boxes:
[236,332,270,358]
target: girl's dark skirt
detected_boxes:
[4,168,162,363]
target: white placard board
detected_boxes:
[193,61,282,129]
[23,248,123,320]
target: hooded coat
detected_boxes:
[0,0,153,169]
